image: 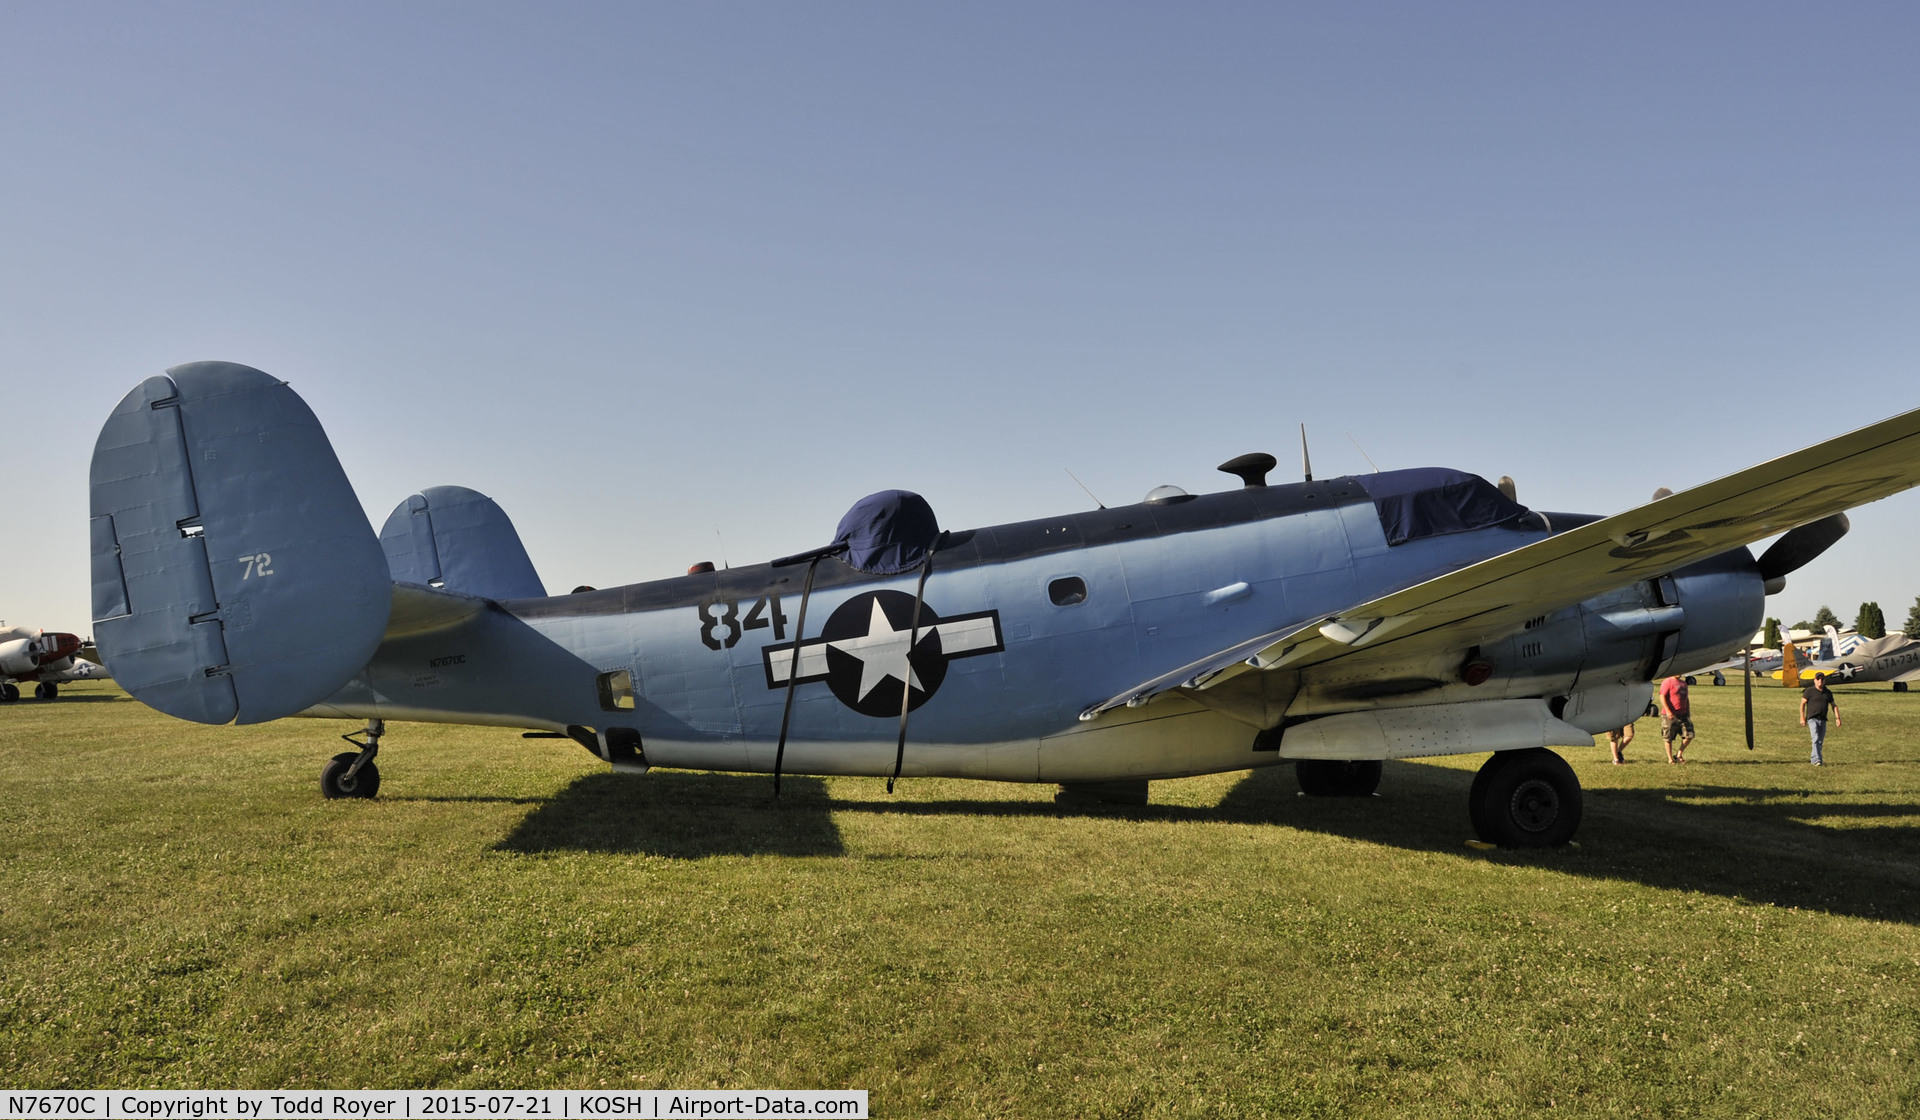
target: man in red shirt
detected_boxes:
[1658,676,1693,763]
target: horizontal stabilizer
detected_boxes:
[380,485,546,600]
[90,362,391,724]
[386,581,490,639]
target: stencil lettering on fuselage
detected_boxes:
[762,590,1003,718]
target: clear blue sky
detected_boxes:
[5,2,1917,636]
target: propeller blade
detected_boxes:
[1757,513,1850,583]
[1744,647,1755,751]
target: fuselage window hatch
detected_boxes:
[596,669,635,711]
[1048,576,1089,607]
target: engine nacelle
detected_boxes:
[1553,548,1763,733]
[0,632,80,678]
[1287,547,1766,736]
[1662,549,1767,677]
[0,638,35,677]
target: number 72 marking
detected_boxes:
[239,553,275,579]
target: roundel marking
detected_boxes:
[760,589,1004,718]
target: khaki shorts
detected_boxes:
[1661,715,1694,741]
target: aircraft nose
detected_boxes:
[49,633,82,660]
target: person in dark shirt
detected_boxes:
[1799,672,1843,766]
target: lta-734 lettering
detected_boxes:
[87,363,1920,845]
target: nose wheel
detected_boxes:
[1468,748,1582,847]
[322,719,384,799]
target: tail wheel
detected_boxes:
[321,751,381,799]
[1468,748,1582,847]
[1295,759,1383,797]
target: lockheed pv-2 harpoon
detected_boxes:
[88,364,1920,845]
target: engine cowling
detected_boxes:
[0,638,36,677]
[1285,547,1766,736]
[0,632,82,678]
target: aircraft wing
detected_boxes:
[1084,404,1920,719]
[43,657,112,683]
[1692,654,1768,674]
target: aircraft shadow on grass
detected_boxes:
[495,771,844,859]
[1211,763,1920,926]
[824,763,1920,924]
[490,762,1920,923]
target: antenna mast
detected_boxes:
[1345,431,1380,473]
[1300,423,1313,482]
[1064,467,1106,509]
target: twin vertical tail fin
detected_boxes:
[89,362,392,724]
[379,485,546,600]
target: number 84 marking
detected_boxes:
[699,594,786,650]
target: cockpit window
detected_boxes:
[1357,467,1530,546]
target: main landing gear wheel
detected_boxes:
[321,752,381,799]
[34,682,57,699]
[321,718,385,800]
[1468,748,1582,848]
[0,683,18,702]
[1295,759,1383,797]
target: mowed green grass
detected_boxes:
[5,680,1920,1116]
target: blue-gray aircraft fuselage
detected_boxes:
[313,487,1748,785]
[88,363,1920,845]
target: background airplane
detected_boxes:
[1693,647,1785,685]
[1693,625,1840,684]
[0,625,110,700]
[1822,623,1872,659]
[1798,626,1920,689]
[86,363,1920,846]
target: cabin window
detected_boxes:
[1048,576,1088,607]
[596,669,635,711]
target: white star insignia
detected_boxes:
[828,598,932,702]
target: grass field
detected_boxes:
[5,679,1920,1116]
